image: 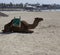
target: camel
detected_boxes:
[2,17,43,33]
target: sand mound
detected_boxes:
[0,12,8,17]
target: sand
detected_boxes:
[0,11,60,55]
[0,12,8,17]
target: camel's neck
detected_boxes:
[28,20,40,29]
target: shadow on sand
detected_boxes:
[0,31,33,35]
[0,32,12,34]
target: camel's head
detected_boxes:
[35,17,43,22]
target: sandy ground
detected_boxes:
[0,11,60,55]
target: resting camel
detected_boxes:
[2,17,43,33]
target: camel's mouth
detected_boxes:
[35,17,43,20]
[35,18,43,21]
[40,18,43,21]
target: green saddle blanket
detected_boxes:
[12,18,21,27]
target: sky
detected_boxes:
[0,0,60,4]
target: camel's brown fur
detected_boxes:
[2,17,43,33]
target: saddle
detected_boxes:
[12,17,21,27]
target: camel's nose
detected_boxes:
[40,18,43,21]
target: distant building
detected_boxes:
[24,3,41,11]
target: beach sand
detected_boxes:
[0,11,60,55]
